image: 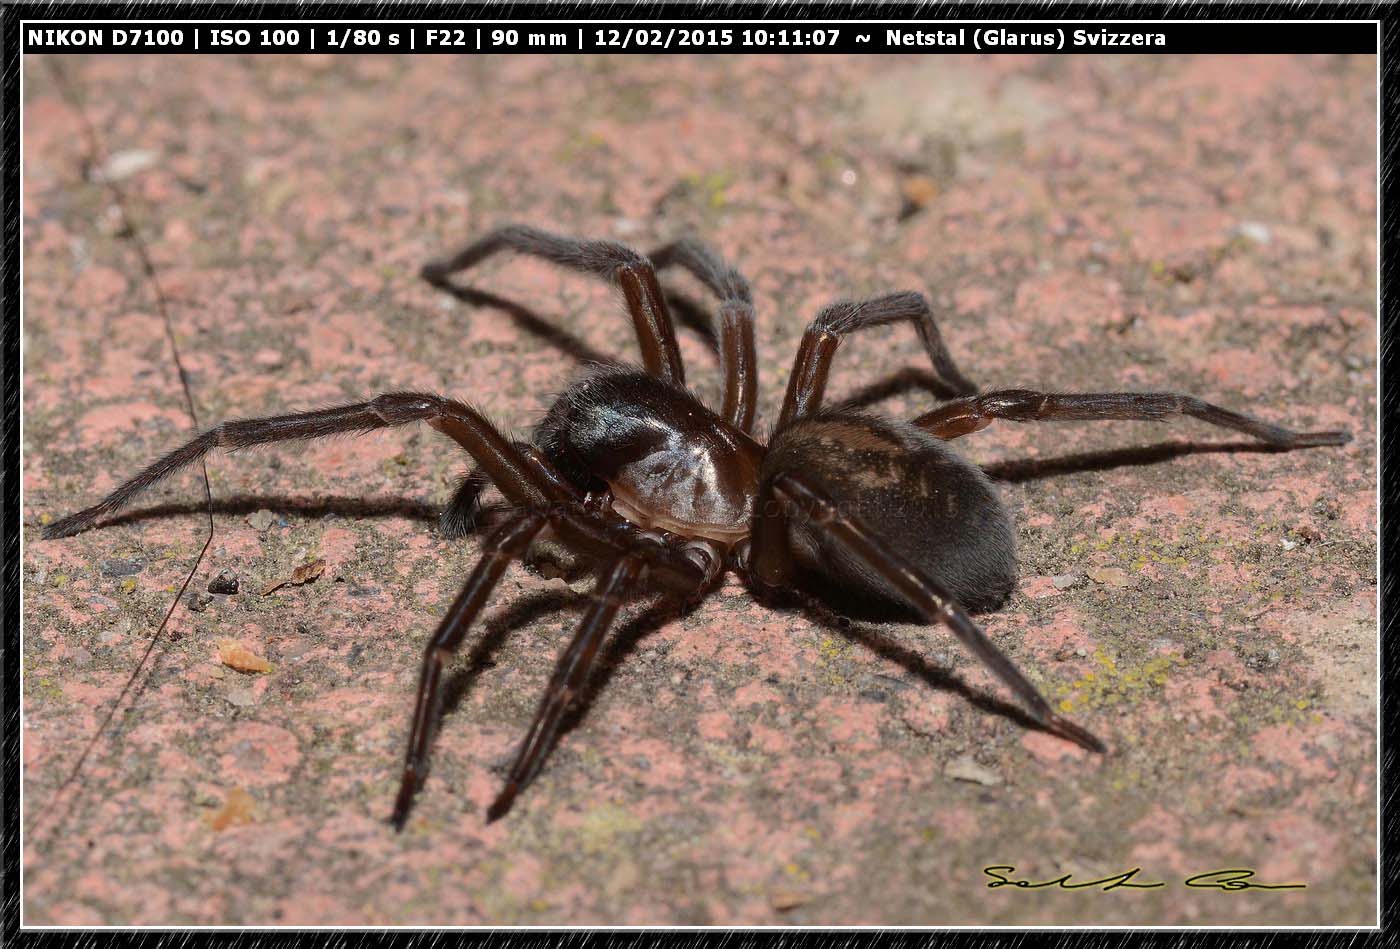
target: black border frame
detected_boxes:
[2,3,1391,944]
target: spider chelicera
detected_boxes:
[44,225,1351,828]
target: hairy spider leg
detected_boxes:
[42,393,577,540]
[778,292,978,429]
[392,512,548,830]
[422,224,685,386]
[487,554,647,822]
[752,470,1106,754]
[439,468,491,540]
[404,486,712,826]
[649,239,759,432]
[913,389,1351,446]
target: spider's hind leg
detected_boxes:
[778,291,978,429]
[750,468,1103,754]
[913,388,1351,447]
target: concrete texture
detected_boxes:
[22,54,1376,925]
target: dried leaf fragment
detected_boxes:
[217,639,272,674]
[769,888,811,911]
[260,558,326,595]
[900,174,940,207]
[207,787,255,831]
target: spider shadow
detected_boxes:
[832,366,968,412]
[430,275,975,422]
[431,577,681,788]
[980,439,1313,483]
[437,586,590,721]
[781,592,1057,740]
[72,493,442,532]
[427,570,1059,809]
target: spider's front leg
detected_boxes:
[392,512,547,830]
[42,392,572,540]
[486,554,647,822]
[398,498,713,827]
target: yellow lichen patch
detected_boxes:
[576,803,644,855]
[1249,692,1326,729]
[783,861,812,883]
[814,634,853,687]
[1054,651,1179,713]
[676,169,737,210]
[1069,530,1197,570]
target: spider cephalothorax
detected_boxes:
[46,224,1350,828]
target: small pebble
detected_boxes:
[1235,221,1272,245]
[224,686,256,708]
[208,568,240,595]
[100,558,144,578]
[1280,538,1297,551]
[185,591,214,613]
[247,510,275,532]
[93,149,159,182]
[945,755,1003,787]
[1052,574,1081,590]
[281,638,316,661]
[1087,566,1133,588]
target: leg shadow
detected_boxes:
[788,592,1061,741]
[981,439,1317,484]
[425,280,721,368]
[833,366,968,413]
[57,493,442,533]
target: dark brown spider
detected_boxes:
[44,225,1351,829]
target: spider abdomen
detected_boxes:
[762,412,1017,615]
[534,366,764,544]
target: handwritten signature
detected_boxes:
[983,865,1306,892]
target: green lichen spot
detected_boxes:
[1054,652,1179,713]
[577,803,644,855]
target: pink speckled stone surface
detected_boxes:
[23,54,1375,925]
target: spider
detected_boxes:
[44,225,1351,829]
